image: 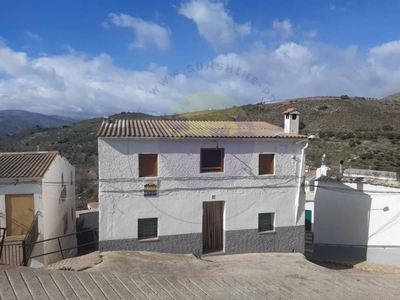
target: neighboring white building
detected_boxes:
[0,151,77,266]
[312,166,400,266]
[98,109,309,256]
[304,175,316,232]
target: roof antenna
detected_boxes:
[258,98,265,121]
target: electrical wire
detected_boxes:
[34,181,99,201]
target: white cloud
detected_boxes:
[107,13,171,51]
[328,4,346,12]
[1,38,400,118]
[271,19,293,40]
[26,31,40,41]
[302,30,318,39]
[370,41,400,57]
[178,0,251,51]
[266,19,317,41]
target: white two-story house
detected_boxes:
[97,109,308,256]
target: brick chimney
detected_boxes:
[283,108,300,135]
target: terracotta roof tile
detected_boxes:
[97,119,306,139]
[0,151,58,179]
[283,108,299,114]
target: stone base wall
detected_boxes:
[100,225,305,256]
[225,226,305,254]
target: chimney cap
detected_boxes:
[283,108,299,115]
[103,115,110,123]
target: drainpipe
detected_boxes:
[294,140,309,224]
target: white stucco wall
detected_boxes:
[0,179,43,234]
[41,155,76,264]
[314,180,400,265]
[99,137,306,242]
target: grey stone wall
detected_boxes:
[313,244,367,263]
[99,233,203,257]
[224,226,305,254]
[100,225,304,256]
[76,210,99,231]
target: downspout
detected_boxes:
[294,141,309,224]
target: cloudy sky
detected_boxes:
[1,0,400,118]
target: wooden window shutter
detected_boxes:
[139,154,158,177]
[259,154,274,175]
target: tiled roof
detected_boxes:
[0,151,58,179]
[97,119,306,139]
[282,108,299,114]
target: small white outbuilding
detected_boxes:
[0,151,76,266]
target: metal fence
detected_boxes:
[0,227,5,259]
[0,240,23,265]
[25,228,98,266]
[1,226,98,266]
[22,213,40,265]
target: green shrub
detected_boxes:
[382,124,393,131]
[318,105,328,110]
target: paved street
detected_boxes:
[1,252,400,299]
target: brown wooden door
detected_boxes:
[5,194,34,236]
[203,201,223,251]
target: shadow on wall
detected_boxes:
[313,180,372,263]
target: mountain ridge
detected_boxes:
[0,109,79,136]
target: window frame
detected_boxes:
[200,148,225,173]
[258,153,275,175]
[258,212,275,233]
[138,153,158,178]
[138,218,158,240]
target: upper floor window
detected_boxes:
[139,154,158,177]
[259,154,275,175]
[201,148,224,173]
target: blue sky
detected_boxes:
[1,0,400,117]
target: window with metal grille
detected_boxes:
[259,154,274,175]
[201,148,224,173]
[258,213,274,232]
[139,154,158,177]
[138,218,158,239]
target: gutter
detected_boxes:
[294,140,309,224]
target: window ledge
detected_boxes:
[258,230,276,235]
[138,237,159,243]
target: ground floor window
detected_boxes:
[258,213,274,232]
[138,218,158,239]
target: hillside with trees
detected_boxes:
[1,95,400,207]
